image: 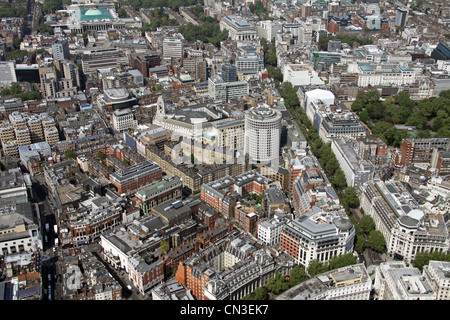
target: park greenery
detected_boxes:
[38,15,54,35]
[413,251,450,271]
[318,33,374,51]
[256,39,390,299]
[159,240,170,254]
[260,38,283,82]
[178,21,228,48]
[64,150,76,159]
[5,49,29,61]
[307,253,358,277]
[0,83,42,101]
[117,7,128,18]
[352,89,450,146]
[261,38,277,67]
[5,48,48,64]
[0,4,28,18]
[42,0,70,14]
[177,5,228,47]
[350,215,386,254]
[341,187,360,211]
[124,0,202,12]
[248,0,269,17]
[242,266,308,299]
[140,8,178,32]
[410,0,424,12]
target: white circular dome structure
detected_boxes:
[84,8,103,16]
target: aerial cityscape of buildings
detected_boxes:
[0,0,449,303]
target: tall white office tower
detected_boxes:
[395,8,408,27]
[244,104,282,164]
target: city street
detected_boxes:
[30,173,59,299]
[89,250,149,300]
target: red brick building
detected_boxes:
[128,259,164,294]
[160,240,199,279]
[176,261,213,300]
[197,203,220,229]
[280,225,300,262]
[400,138,450,168]
[200,175,235,214]
[109,160,163,195]
[234,204,259,234]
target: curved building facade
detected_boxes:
[244,104,282,163]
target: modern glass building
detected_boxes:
[431,41,450,61]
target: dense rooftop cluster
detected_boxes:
[0,0,449,301]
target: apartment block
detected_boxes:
[44,126,60,145]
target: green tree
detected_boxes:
[360,215,375,234]
[265,45,277,66]
[64,150,76,159]
[253,287,267,300]
[351,99,364,112]
[325,157,339,175]
[371,121,408,147]
[307,260,327,277]
[413,252,430,271]
[159,240,170,254]
[178,21,228,48]
[249,0,269,16]
[405,113,427,129]
[266,65,283,82]
[395,91,415,110]
[289,266,308,286]
[367,230,386,252]
[256,193,263,205]
[279,81,300,109]
[97,150,105,161]
[260,37,268,52]
[328,253,357,270]
[266,272,289,294]
[358,110,370,123]
[416,130,432,138]
[413,252,450,271]
[367,102,386,120]
[354,234,366,253]
[10,83,22,95]
[5,50,29,61]
[317,33,329,51]
[117,7,127,18]
[342,187,360,209]
[436,126,450,138]
[439,89,450,100]
[330,169,347,191]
